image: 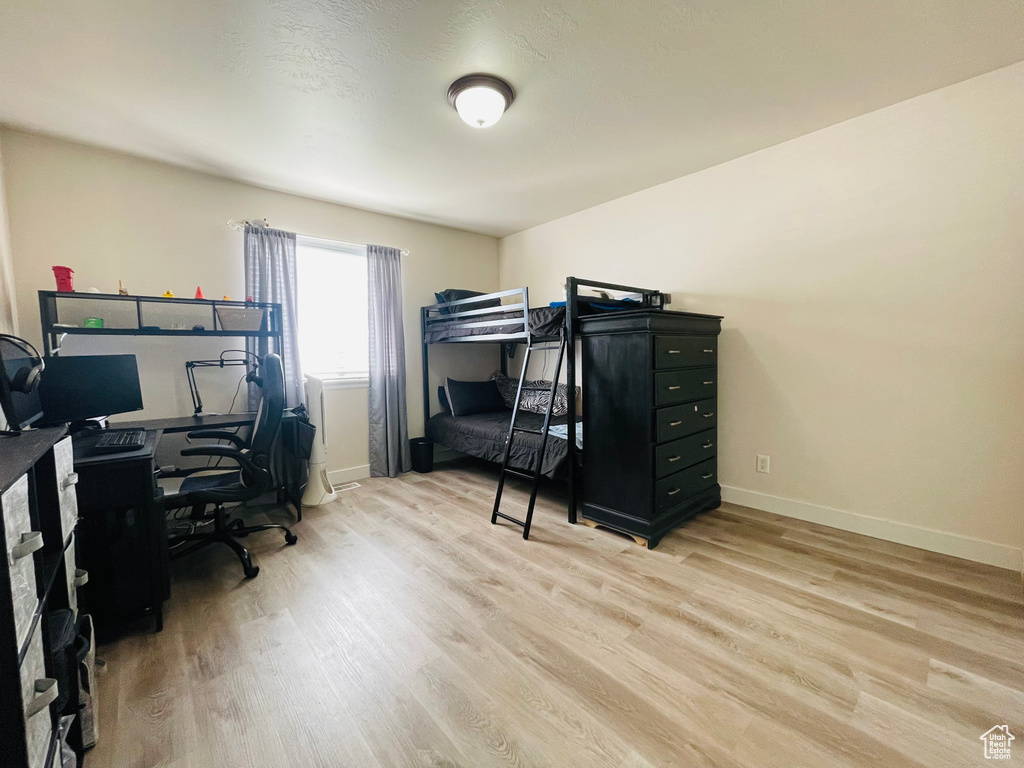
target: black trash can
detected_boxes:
[410,437,434,473]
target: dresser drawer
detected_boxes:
[655,398,717,443]
[3,474,41,649]
[53,436,79,544]
[654,367,717,406]
[21,624,56,768]
[654,429,717,478]
[654,335,717,369]
[656,458,717,513]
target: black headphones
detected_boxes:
[0,334,45,394]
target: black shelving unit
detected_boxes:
[38,290,283,356]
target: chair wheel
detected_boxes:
[244,565,260,579]
[285,533,298,545]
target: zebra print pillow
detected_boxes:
[491,372,578,417]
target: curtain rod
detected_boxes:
[227,219,409,257]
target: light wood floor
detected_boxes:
[87,458,1023,768]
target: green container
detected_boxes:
[83,317,104,328]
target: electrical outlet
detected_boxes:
[756,454,770,474]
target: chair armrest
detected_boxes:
[180,445,259,475]
[186,430,247,448]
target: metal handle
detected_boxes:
[702,349,714,353]
[702,381,714,385]
[702,473,714,480]
[667,456,681,462]
[74,569,89,587]
[667,488,681,496]
[25,679,57,718]
[666,349,681,354]
[11,531,43,560]
[703,412,715,418]
[669,420,682,426]
[61,472,79,490]
[667,385,681,390]
[702,442,713,449]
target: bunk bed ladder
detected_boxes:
[491,330,567,540]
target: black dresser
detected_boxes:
[580,310,723,548]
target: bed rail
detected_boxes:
[421,286,531,344]
[421,287,532,426]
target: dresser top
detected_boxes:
[0,427,67,495]
[579,309,723,336]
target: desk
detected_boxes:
[118,412,261,433]
[118,411,309,517]
[73,430,169,637]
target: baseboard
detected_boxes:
[719,485,1023,572]
[328,465,371,485]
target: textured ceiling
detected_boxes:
[1,1,1022,236]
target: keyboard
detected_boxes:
[92,428,147,453]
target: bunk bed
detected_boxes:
[420,278,668,532]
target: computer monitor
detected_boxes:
[0,337,44,430]
[38,354,144,425]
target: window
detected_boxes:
[295,236,368,381]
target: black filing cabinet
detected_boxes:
[580,310,723,548]
[72,430,169,638]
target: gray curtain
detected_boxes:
[367,244,411,477]
[244,225,304,410]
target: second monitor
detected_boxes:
[38,354,144,426]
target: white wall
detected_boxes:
[500,62,1024,570]
[0,133,17,336]
[2,130,499,476]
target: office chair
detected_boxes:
[161,353,297,578]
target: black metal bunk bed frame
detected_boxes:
[421,277,667,531]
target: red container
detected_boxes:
[52,266,74,292]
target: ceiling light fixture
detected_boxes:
[447,74,515,128]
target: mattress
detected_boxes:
[423,306,565,343]
[425,409,580,479]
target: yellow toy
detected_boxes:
[162,290,174,298]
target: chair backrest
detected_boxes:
[248,353,285,474]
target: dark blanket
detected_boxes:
[425,409,579,479]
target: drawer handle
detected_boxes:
[703,412,715,418]
[74,569,89,587]
[702,381,714,385]
[667,385,681,391]
[62,472,79,490]
[11,531,43,560]
[702,441,713,449]
[701,473,714,480]
[702,349,714,353]
[25,679,58,718]
[667,488,681,496]
[666,349,681,354]
[669,420,683,427]
[667,455,681,462]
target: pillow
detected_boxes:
[491,371,579,417]
[444,378,507,417]
[434,289,502,316]
[491,371,519,409]
[437,385,452,415]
